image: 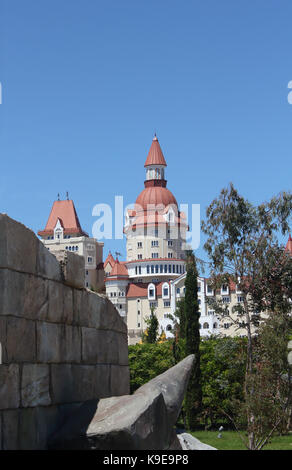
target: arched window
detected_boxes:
[203,322,209,329]
[213,323,218,329]
[162,282,169,299]
[148,283,156,300]
[166,324,172,332]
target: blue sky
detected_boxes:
[0,0,291,269]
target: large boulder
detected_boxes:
[49,355,195,450]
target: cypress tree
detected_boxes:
[184,251,202,430]
[145,307,159,343]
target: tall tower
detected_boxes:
[124,134,188,278]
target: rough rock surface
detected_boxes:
[177,433,217,450]
[49,355,195,450]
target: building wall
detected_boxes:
[0,215,129,450]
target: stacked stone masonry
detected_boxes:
[0,214,129,449]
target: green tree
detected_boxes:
[184,251,202,430]
[201,183,292,449]
[128,341,174,393]
[143,306,159,344]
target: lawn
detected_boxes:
[190,430,292,450]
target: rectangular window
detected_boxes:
[138,254,142,259]
[137,242,142,248]
[163,288,169,297]
[207,285,213,294]
[160,265,163,273]
[222,296,230,303]
[168,252,173,258]
[155,265,159,273]
[151,265,154,274]
[164,301,171,307]
[147,265,150,274]
[168,240,173,246]
[151,240,159,247]
[237,295,244,303]
[88,257,93,263]
[151,253,158,258]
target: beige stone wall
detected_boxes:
[0,215,129,450]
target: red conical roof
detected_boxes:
[104,252,115,269]
[144,135,167,167]
[38,199,88,237]
[285,234,292,256]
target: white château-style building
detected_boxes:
[38,198,105,291]
[104,135,220,344]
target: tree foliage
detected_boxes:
[201,183,292,449]
[184,251,202,430]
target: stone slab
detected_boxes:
[0,364,20,409]
[6,316,36,362]
[21,364,51,407]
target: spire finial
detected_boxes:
[57,193,60,201]
[66,191,69,200]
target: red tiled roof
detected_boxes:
[135,187,177,212]
[144,135,167,167]
[38,200,88,237]
[285,234,292,256]
[126,281,170,298]
[104,252,115,269]
[108,259,129,278]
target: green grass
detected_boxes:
[190,430,292,450]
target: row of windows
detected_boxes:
[110,291,125,298]
[47,235,72,240]
[137,240,175,249]
[65,246,79,252]
[200,323,218,329]
[144,264,185,275]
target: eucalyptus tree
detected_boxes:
[201,183,292,449]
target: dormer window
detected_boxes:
[148,283,156,300]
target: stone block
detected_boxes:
[0,316,7,363]
[36,242,62,281]
[37,322,62,363]
[51,364,101,404]
[99,295,128,334]
[62,325,81,362]
[37,322,81,363]
[2,409,19,449]
[47,280,64,323]
[73,289,89,326]
[0,270,48,321]
[18,407,38,450]
[110,365,130,396]
[94,365,111,398]
[6,317,36,362]
[81,328,128,366]
[0,214,37,274]
[53,250,85,289]
[63,285,74,324]
[21,364,51,407]
[0,364,20,409]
